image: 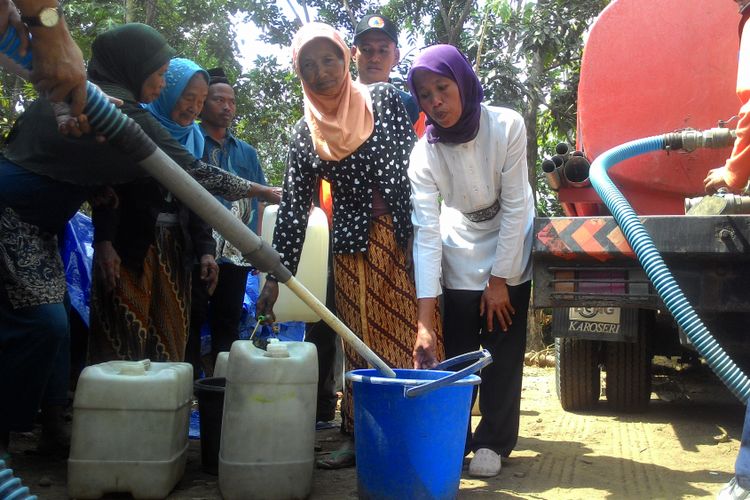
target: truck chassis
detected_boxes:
[533,215,750,411]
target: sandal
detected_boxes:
[316,448,356,469]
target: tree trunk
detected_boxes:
[125,0,134,23]
[526,308,550,352]
[525,48,543,209]
[474,7,490,72]
[437,0,475,46]
[144,0,157,26]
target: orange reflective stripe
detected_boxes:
[570,219,608,261]
[536,218,635,261]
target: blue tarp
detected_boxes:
[61,212,94,326]
[199,272,305,356]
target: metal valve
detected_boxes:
[664,128,736,152]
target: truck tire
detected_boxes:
[555,337,600,411]
[605,323,652,412]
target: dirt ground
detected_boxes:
[6,358,745,499]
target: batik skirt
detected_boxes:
[334,214,443,434]
[88,223,191,364]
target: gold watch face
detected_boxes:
[39,7,60,27]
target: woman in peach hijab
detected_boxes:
[257,22,442,468]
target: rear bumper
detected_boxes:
[533,215,750,313]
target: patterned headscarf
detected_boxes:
[144,58,208,157]
[291,22,374,161]
[88,23,175,100]
[406,44,484,144]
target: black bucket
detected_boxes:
[194,377,226,475]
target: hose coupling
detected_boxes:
[685,192,750,215]
[663,128,736,152]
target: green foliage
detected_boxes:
[1,0,297,186]
[240,1,301,46]
[0,75,34,143]
[463,0,609,214]
[61,0,245,79]
[233,55,303,185]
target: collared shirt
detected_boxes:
[409,105,535,298]
[201,126,268,265]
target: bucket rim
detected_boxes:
[194,377,226,392]
[345,368,480,388]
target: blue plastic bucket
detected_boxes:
[346,350,491,500]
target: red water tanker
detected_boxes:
[559,0,738,216]
[533,0,750,414]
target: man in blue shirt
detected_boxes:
[186,68,280,378]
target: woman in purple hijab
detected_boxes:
[407,44,535,478]
[407,44,484,144]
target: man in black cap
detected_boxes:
[351,12,420,124]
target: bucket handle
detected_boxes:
[405,349,492,398]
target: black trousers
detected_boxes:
[187,262,250,378]
[443,280,531,457]
[305,320,338,422]
[305,244,338,422]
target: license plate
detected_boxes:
[568,307,621,334]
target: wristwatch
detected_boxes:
[21,5,63,28]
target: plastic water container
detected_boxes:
[219,339,318,500]
[214,351,229,378]
[68,360,193,499]
[261,205,328,322]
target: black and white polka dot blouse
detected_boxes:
[273,83,417,275]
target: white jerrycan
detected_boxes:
[218,339,318,500]
[260,205,329,322]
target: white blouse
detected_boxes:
[409,105,535,298]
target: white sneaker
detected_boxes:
[468,448,502,478]
[718,477,750,500]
